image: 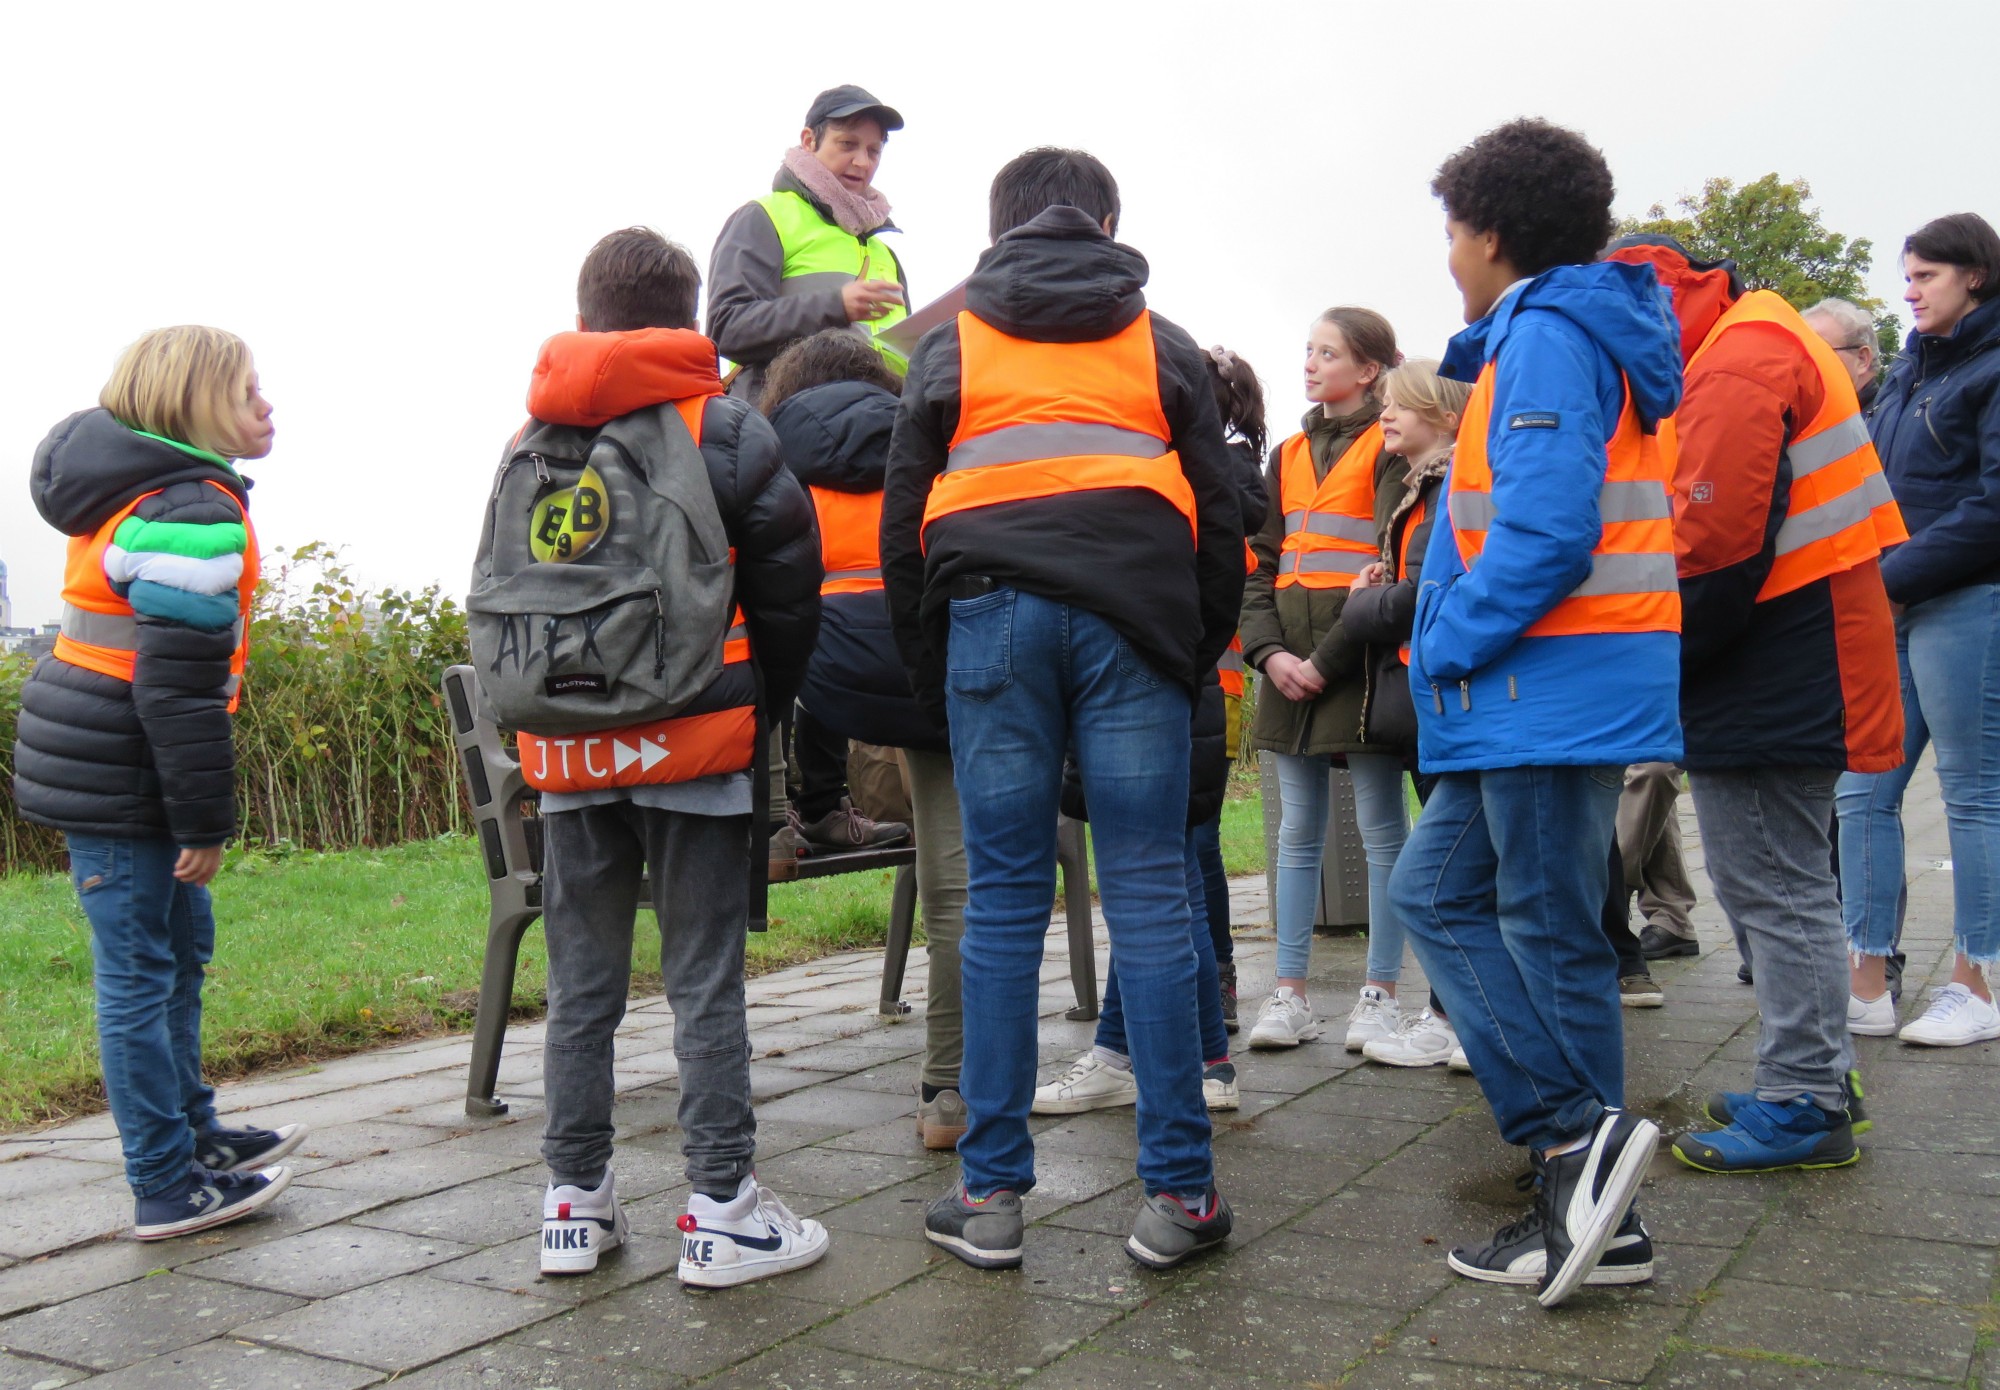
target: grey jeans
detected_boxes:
[1688,767,1855,1109]
[902,747,966,1089]
[541,803,754,1197]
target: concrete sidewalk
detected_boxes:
[0,787,1994,1388]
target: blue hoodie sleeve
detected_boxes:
[1420,315,1621,682]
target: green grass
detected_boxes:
[0,792,1268,1129]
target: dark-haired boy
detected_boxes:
[1388,119,1679,1308]
[881,148,1246,1271]
[507,228,828,1286]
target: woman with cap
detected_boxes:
[706,85,911,404]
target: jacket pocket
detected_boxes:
[946,588,1015,703]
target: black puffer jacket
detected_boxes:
[15,410,251,845]
[769,381,947,752]
[882,207,1245,730]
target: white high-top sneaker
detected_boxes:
[541,1170,628,1275]
[677,1174,830,1288]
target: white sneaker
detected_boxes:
[1202,1061,1240,1111]
[1898,983,2000,1048]
[1848,990,1898,1037]
[677,1175,829,1288]
[1031,1051,1139,1114]
[1248,987,1322,1049]
[1344,985,1401,1051]
[541,1170,628,1275]
[1448,1044,1472,1072]
[1363,1009,1459,1068]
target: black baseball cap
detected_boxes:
[803,85,904,132]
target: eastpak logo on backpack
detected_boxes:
[468,402,733,736]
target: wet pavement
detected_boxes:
[0,785,1992,1387]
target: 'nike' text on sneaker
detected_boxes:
[541,1170,629,1275]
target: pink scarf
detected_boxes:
[782,146,893,238]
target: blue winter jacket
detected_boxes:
[1871,295,2000,607]
[1410,262,1685,772]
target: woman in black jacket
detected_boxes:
[1340,359,1469,1067]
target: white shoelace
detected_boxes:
[1919,984,1977,1022]
[1053,1054,1103,1088]
[753,1183,806,1235]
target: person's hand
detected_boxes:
[1264,651,1326,702]
[841,279,905,323]
[1351,561,1385,592]
[174,845,223,887]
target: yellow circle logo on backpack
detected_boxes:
[529,466,610,563]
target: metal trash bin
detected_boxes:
[1259,750,1369,929]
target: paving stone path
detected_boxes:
[0,787,1993,1387]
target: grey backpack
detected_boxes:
[468,403,733,736]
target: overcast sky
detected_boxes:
[3,0,1994,624]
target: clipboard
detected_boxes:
[878,278,969,356]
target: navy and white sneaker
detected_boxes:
[134,1164,291,1241]
[541,1170,629,1275]
[194,1124,308,1174]
[676,1175,828,1288]
[1449,1204,1654,1286]
[1536,1108,1660,1308]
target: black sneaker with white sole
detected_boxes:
[923,1178,1023,1270]
[133,1164,291,1241]
[1536,1108,1660,1308]
[1449,1204,1653,1285]
[194,1124,308,1174]
[1125,1188,1232,1269]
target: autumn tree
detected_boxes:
[1619,174,1901,363]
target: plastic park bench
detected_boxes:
[442,664,1099,1117]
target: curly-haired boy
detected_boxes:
[1388,118,1680,1308]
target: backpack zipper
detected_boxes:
[653,591,667,679]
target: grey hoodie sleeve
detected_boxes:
[705,200,853,371]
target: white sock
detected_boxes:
[1092,1046,1132,1071]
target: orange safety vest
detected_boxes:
[1451,364,1680,638]
[811,487,884,596]
[921,310,1196,543]
[518,396,757,793]
[1662,290,1907,600]
[54,479,258,712]
[1274,425,1384,590]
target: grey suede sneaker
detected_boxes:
[924,1178,1023,1269]
[918,1087,968,1150]
[1125,1188,1232,1269]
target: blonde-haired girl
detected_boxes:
[14,327,303,1238]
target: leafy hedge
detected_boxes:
[0,544,470,874]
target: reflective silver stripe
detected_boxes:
[776,271,856,298]
[823,567,883,582]
[946,422,1168,472]
[727,624,748,640]
[223,674,241,699]
[1279,551,1372,578]
[1450,490,1496,531]
[1217,648,1245,672]
[60,603,138,650]
[1569,552,1680,597]
[1786,413,1871,478]
[1773,471,1898,555]
[1282,510,1376,543]
[1599,480,1673,523]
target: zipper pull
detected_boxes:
[1508,674,1519,701]
[1459,680,1472,711]
[531,453,550,484]
[1431,683,1444,714]
[653,592,667,678]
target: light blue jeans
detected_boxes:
[1836,583,2000,965]
[1273,751,1410,982]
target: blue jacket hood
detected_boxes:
[1443,261,1682,426]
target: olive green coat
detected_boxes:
[1242,403,1407,757]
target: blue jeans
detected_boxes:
[1837,583,2000,964]
[66,834,218,1197]
[947,588,1210,1199]
[1193,805,1231,964]
[1095,831,1230,1067]
[1390,766,1625,1150]
[1273,751,1409,981]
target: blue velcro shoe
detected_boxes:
[1674,1096,1857,1173]
[1704,1069,1870,1136]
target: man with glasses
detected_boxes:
[1804,298,1882,410]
